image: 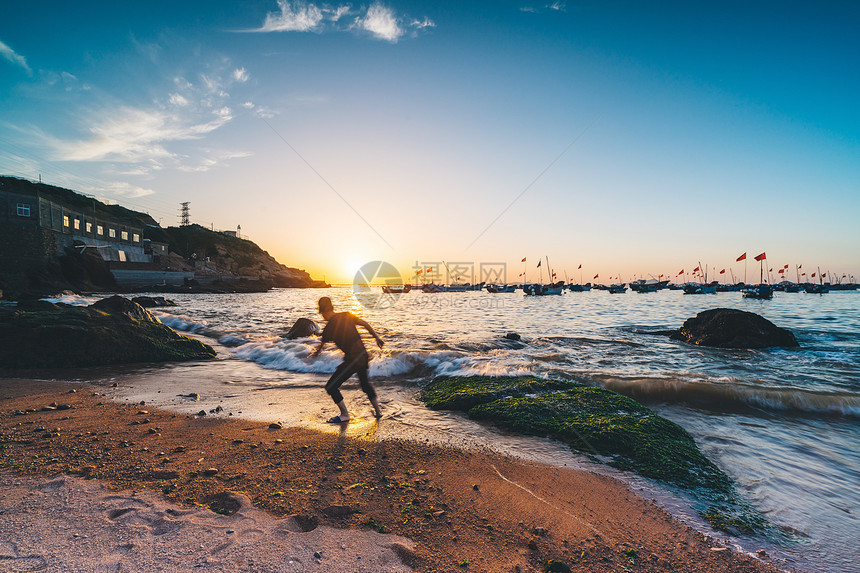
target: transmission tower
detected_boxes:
[179,202,190,226]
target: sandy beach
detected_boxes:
[0,377,782,573]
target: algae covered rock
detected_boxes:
[669,308,798,349]
[421,376,732,494]
[284,317,320,340]
[0,296,216,369]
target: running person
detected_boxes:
[310,296,383,423]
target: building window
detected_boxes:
[132,233,140,243]
[97,225,104,235]
[63,215,70,228]
[109,228,116,238]
[118,250,126,262]
[86,222,92,233]
[121,230,129,241]
[16,203,30,217]
[73,218,80,230]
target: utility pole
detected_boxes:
[179,202,190,226]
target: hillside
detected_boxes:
[0,176,327,297]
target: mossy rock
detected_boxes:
[420,375,580,411]
[421,376,732,493]
[0,298,216,369]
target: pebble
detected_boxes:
[268,422,282,430]
[313,551,322,559]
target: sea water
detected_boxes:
[48,287,860,572]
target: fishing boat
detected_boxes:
[486,284,516,293]
[381,284,411,294]
[607,284,628,294]
[523,257,564,295]
[743,284,773,299]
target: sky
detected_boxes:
[1,1,859,284]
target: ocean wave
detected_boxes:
[40,294,99,306]
[226,338,526,379]
[597,377,860,418]
[155,313,210,334]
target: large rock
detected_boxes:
[90,295,155,322]
[669,308,798,349]
[132,296,177,308]
[284,317,320,339]
[0,297,215,369]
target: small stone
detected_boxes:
[274,439,283,444]
[56,404,71,410]
[432,510,445,517]
[232,439,244,445]
[69,389,77,393]
[137,410,149,415]
[174,446,187,452]
[533,527,548,537]
[710,546,728,552]
[313,551,322,559]
[203,468,219,476]
[197,410,206,416]
[14,410,25,415]
[268,422,282,430]
[472,484,479,491]
[528,539,538,550]
[111,383,118,387]
[756,549,768,557]
[148,428,159,434]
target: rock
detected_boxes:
[90,295,155,323]
[202,468,219,476]
[131,296,177,308]
[197,410,207,416]
[268,422,282,430]
[669,308,799,349]
[0,298,216,369]
[284,317,320,340]
[544,560,572,573]
[533,527,548,536]
[313,551,322,559]
[504,332,521,341]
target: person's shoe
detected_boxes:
[326,415,349,424]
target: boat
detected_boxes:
[381,284,411,294]
[682,283,717,294]
[743,284,773,299]
[607,284,628,294]
[486,284,516,293]
[523,257,564,295]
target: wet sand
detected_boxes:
[0,377,781,572]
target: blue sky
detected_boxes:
[1,1,858,283]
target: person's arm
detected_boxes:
[310,339,326,358]
[355,317,384,348]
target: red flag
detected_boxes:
[754,252,766,261]
[736,252,747,262]
[416,269,423,275]
[521,257,526,262]
[719,269,726,274]
[769,268,773,272]
[802,273,806,276]
[426,267,432,272]
[594,274,599,279]
[784,264,789,269]
[578,264,582,269]
[798,264,802,269]
[822,272,827,277]
[812,273,816,277]
[552,272,556,277]
[678,269,684,275]
[693,266,700,273]
[778,269,785,274]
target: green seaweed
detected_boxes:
[419,376,773,536]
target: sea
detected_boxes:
[46,286,859,573]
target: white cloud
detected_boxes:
[233,67,249,82]
[169,93,189,106]
[0,39,33,76]
[258,0,326,32]
[241,101,256,109]
[547,2,566,11]
[251,1,431,42]
[355,3,402,42]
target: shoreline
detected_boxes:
[0,377,781,572]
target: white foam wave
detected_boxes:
[229,339,492,378]
[155,313,210,334]
[41,294,99,306]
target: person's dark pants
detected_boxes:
[325,352,376,404]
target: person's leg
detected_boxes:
[325,362,352,421]
[355,356,382,418]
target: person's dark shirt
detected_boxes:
[321,312,366,357]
